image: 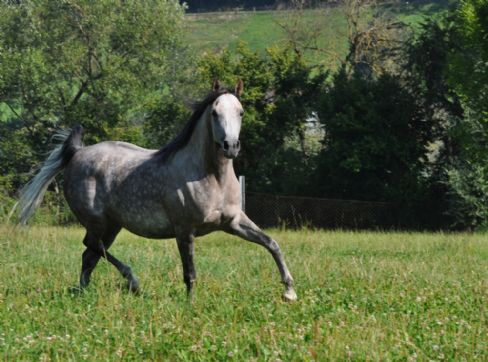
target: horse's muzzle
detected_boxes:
[220,139,240,159]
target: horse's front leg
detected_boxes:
[225,211,297,301]
[175,234,196,298]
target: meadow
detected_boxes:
[0,225,487,360]
[183,1,453,66]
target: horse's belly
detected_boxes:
[115,205,175,239]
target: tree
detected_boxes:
[448,0,488,122]
[403,1,488,230]
[443,0,488,229]
[0,0,187,191]
[314,69,431,209]
[341,0,406,77]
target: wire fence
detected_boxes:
[246,192,392,229]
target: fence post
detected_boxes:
[239,175,245,212]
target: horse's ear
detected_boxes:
[235,79,244,98]
[212,79,221,92]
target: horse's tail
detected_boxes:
[12,125,84,225]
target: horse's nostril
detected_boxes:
[236,140,240,149]
[223,141,229,151]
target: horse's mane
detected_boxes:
[155,88,231,161]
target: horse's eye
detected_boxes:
[212,110,218,118]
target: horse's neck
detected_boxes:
[184,109,233,181]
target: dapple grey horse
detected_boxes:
[15,80,297,301]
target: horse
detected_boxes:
[14,80,297,301]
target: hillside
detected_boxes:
[183,1,454,66]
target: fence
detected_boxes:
[246,192,392,229]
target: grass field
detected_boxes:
[0,225,487,360]
[184,1,453,66]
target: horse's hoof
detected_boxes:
[283,288,297,302]
[127,278,140,294]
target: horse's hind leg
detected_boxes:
[78,225,120,289]
[79,248,101,289]
[80,227,140,293]
[104,250,140,293]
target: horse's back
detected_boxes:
[65,141,154,186]
[74,141,154,162]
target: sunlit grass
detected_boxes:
[0,224,487,360]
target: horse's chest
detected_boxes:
[173,180,227,225]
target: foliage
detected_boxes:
[342,0,407,77]
[448,0,488,121]
[401,17,462,228]
[313,0,419,206]
[444,0,488,230]
[0,175,15,221]
[443,110,488,229]
[445,162,488,230]
[0,0,187,185]
[0,123,36,191]
[143,92,191,149]
[314,70,431,207]
[401,1,488,229]
[404,17,463,122]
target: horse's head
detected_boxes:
[211,80,244,159]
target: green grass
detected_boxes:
[1,225,487,360]
[184,1,454,66]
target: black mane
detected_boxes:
[155,88,231,161]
